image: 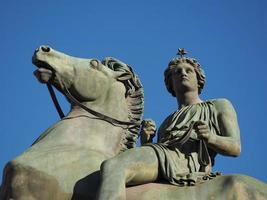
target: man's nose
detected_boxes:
[180,69,187,76]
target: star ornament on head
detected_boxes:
[177,48,187,58]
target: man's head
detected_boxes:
[164,57,205,97]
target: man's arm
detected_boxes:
[207,99,241,156]
[195,99,241,157]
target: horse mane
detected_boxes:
[102,57,144,151]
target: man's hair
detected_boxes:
[164,57,206,97]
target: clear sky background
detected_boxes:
[1,0,267,184]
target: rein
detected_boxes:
[46,84,65,119]
[46,72,141,129]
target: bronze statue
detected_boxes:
[1,47,267,200]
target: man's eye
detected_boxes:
[174,69,181,74]
[187,69,193,73]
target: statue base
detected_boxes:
[126,174,267,200]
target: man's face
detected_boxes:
[171,62,198,95]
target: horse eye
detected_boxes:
[90,60,99,69]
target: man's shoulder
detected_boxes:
[209,98,233,106]
[209,98,235,115]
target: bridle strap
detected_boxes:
[46,84,65,119]
[46,73,141,129]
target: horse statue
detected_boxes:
[1,46,267,200]
[0,45,144,200]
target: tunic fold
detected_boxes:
[146,100,221,186]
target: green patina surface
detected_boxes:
[0,45,144,200]
[1,47,266,200]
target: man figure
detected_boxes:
[96,49,241,200]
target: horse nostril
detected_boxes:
[34,47,39,53]
[41,46,51,52]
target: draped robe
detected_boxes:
[147,100,221,185]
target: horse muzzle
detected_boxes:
[32,45,56,84]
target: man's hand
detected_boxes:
[141,119,156,144]
[194,121,212,142]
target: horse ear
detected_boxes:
[114,71,132,81]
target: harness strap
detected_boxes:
[47,72,141,129]
[46,84,65,119]
[63,86,140,128]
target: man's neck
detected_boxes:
[176,91,202,109]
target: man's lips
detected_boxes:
[180,76,189,81]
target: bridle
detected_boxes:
[46,72,141,129]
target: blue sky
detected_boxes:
[1,0,267,184]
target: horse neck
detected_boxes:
[66,81,129,123]
[62,82,128,156]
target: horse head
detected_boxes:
[32,45,144,150]
[33,45,130,102]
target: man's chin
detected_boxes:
[180,81,191,88]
